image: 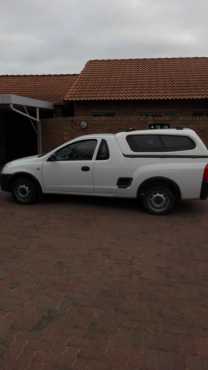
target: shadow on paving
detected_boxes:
[12,191,206,215]
[1,187,206,216]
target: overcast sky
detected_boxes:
[0,0,208,74]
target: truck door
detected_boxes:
[42,139,97,194]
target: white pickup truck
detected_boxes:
[1,128,208,214]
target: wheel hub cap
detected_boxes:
[149,192,167,209]
[17,184,31,199]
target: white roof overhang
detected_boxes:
[0,94,53,109]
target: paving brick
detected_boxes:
[3,332,29,370]
[78,334,109,361]
[194,337,208,358]
[185,355,208,370]
[49,346,80,370]
[144,350,185,370]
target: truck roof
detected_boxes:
[75,128,196,141]
[76,128,196,137]
[116,128,196,138]
[74,133,115,139]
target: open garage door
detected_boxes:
[2,111,37,162]
[0,94,53,166]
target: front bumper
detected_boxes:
[200,181,208,200]
[0,174,12,192]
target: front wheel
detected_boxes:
[11,177,40,204]
[141,185,176,215]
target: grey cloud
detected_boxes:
[0,0,208,74]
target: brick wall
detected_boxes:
[41,99,208,151]
[74,100,208,116]
[42,115,208,152]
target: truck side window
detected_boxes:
[161,135,196,151]
[54,140,97,161]
[126,135,164,152]
[126,134,196,152]
[96,140,110,160]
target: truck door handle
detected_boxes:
[81,166,90,172]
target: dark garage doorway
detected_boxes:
[0,111,37,166]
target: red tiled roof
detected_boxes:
[0,74,78,103]
[64,57,208,101]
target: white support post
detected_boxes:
[37,108,42,154]
[37,121,43,155]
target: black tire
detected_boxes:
[141,184,176,215]
[11,177,40,204]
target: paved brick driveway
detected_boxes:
[0,192,208,370]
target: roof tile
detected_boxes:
[0,74,78,103]
[64,57,208,101]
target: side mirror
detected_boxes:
[47,153,57,162]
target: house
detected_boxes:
[1,57,208,164]
[46,57,208,151]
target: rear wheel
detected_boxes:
[141,185,176,215]
[11,177,40,204]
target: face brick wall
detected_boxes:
[74,100,208,117]
[42,115,208,152]
[41,100,208,152]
